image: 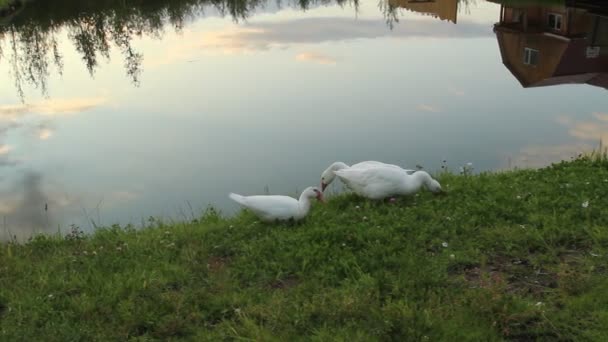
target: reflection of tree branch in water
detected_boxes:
[378,0,399,30]
[6,23,63,100]
[458,0,476,16]
[0,0,360,100]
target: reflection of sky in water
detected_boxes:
[1,0,608,237]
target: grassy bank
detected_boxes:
[1,156,608,340]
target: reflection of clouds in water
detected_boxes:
[508,112,608,169]
[0,96,107,167]
[0,145,11,155]
[569,123,608,142]
[0,97,106,119]
[147,17,491,66]
[416,104,441,113]
[206,17,490,47]
[38,127,54,140]
[593,112,608,122]
[559,112,608,143]
[295,52,337,65]
[507,143,592,170]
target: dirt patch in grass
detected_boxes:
[207,256,230,273]
[268,275,299,290]
[451,256,558,297]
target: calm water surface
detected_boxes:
[1,0,607,238]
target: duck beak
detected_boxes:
[317,193,325,203]
[321,182,328,192]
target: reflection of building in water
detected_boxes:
[389,0,458,24]
[493,2,608,90]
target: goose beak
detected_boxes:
[436,189,447,196]
[321,182,328,192]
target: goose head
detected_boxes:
[413,171,445,195]
[320,162,348,191]
[427,178,445,194]
[303,186,325,203]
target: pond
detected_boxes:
[1,0,607,238]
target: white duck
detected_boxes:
[320,161,415,191]
[229,186,324,222]
[332,167,444,200]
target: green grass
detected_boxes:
[0,0,10,8]
[2,154,608,341]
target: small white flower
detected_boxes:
[442,242,448,248]
[362,216,368,221]
[516,195,521,199]
[342,243,346,247]
[520,225,526,229]
[92,251,97,256]
[234,308,241,314]
[535,302,543,307]
[83,251,88,255]
[450,254,455,259]
[585,182,590,185]
[229,225,234,228]
[164,231,170,235]
[582,201,589,208]
[355,205,360,209]
[48,294,54,299]
[604,179,608,183]
[116,247,122,251]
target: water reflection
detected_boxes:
[3,0,608,99]
[493,0,608,90]
[0,0,358,99]
[389,0,459,24]
[1,0,608,240]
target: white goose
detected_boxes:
[229,186,324,222]
[333,167,444,200]
[320,161,415,191]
